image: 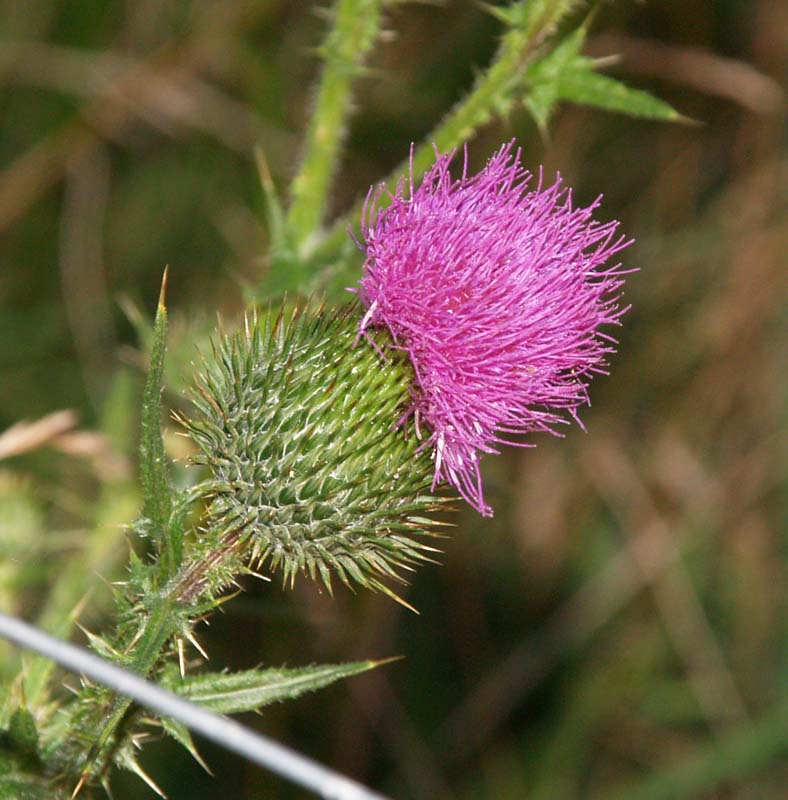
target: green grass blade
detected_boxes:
[23,370,141,707]
[602,701,788,800]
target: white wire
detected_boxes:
[0,612,389,800]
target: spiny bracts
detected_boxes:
[182,305,450,605]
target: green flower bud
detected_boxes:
[181,304,450,606]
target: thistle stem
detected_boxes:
[78,596,177,779]
[285,0,386,249]
[309,0,580,290]
[0,612,390,800]
[71,530,247,780]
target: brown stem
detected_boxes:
[172,527,246,604]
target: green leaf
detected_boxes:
[163,659,393,714]
[6,709,38,760]
[0,708,43,791]
[557,69,681,120]
[522,24,587,132]
[524,21,682,130]
[160,717,210,773]
[138,269,178,578]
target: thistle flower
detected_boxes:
[355,142,633,516]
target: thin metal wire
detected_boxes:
[0,612,389,800]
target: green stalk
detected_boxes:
[70,528,244,784]
[50,272,189,783]
[78,598,176,779]
[285,0,386,251]
[306,0,579,286]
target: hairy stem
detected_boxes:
[308,0,581,287]
[285,0,386,250]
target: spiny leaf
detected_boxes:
[523,22,682,129]
[162,659,393,714]
[159,717,211,774]
[522,23,587,132]
[557,69,682,121]
[138,269,179,580]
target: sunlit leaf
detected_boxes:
[163,659,392,714]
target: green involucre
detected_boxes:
[183,304,450,601]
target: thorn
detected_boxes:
[101,774,114,800]
[158,266,169,309]
[375,581,420,614]
[389,592,420,615]
[254,146,273,191]
[183,629,209,660]
[123,624,145,655]
[125,756,168,798]
[187,739,212,775]
[71,593,90,622]
[71,772,88,799]
[213,588,244,607]
[371,655,407,669]
[178,638,186,678]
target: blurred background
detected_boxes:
[0,0,785,798]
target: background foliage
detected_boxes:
[0,0,785,798]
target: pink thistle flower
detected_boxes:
[353,142,633,516]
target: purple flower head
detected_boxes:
[353,142,633,516]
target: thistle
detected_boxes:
[355,142,633,515]
[186,141,633,591]
[28,140,631,799]
[0,2,675,793]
